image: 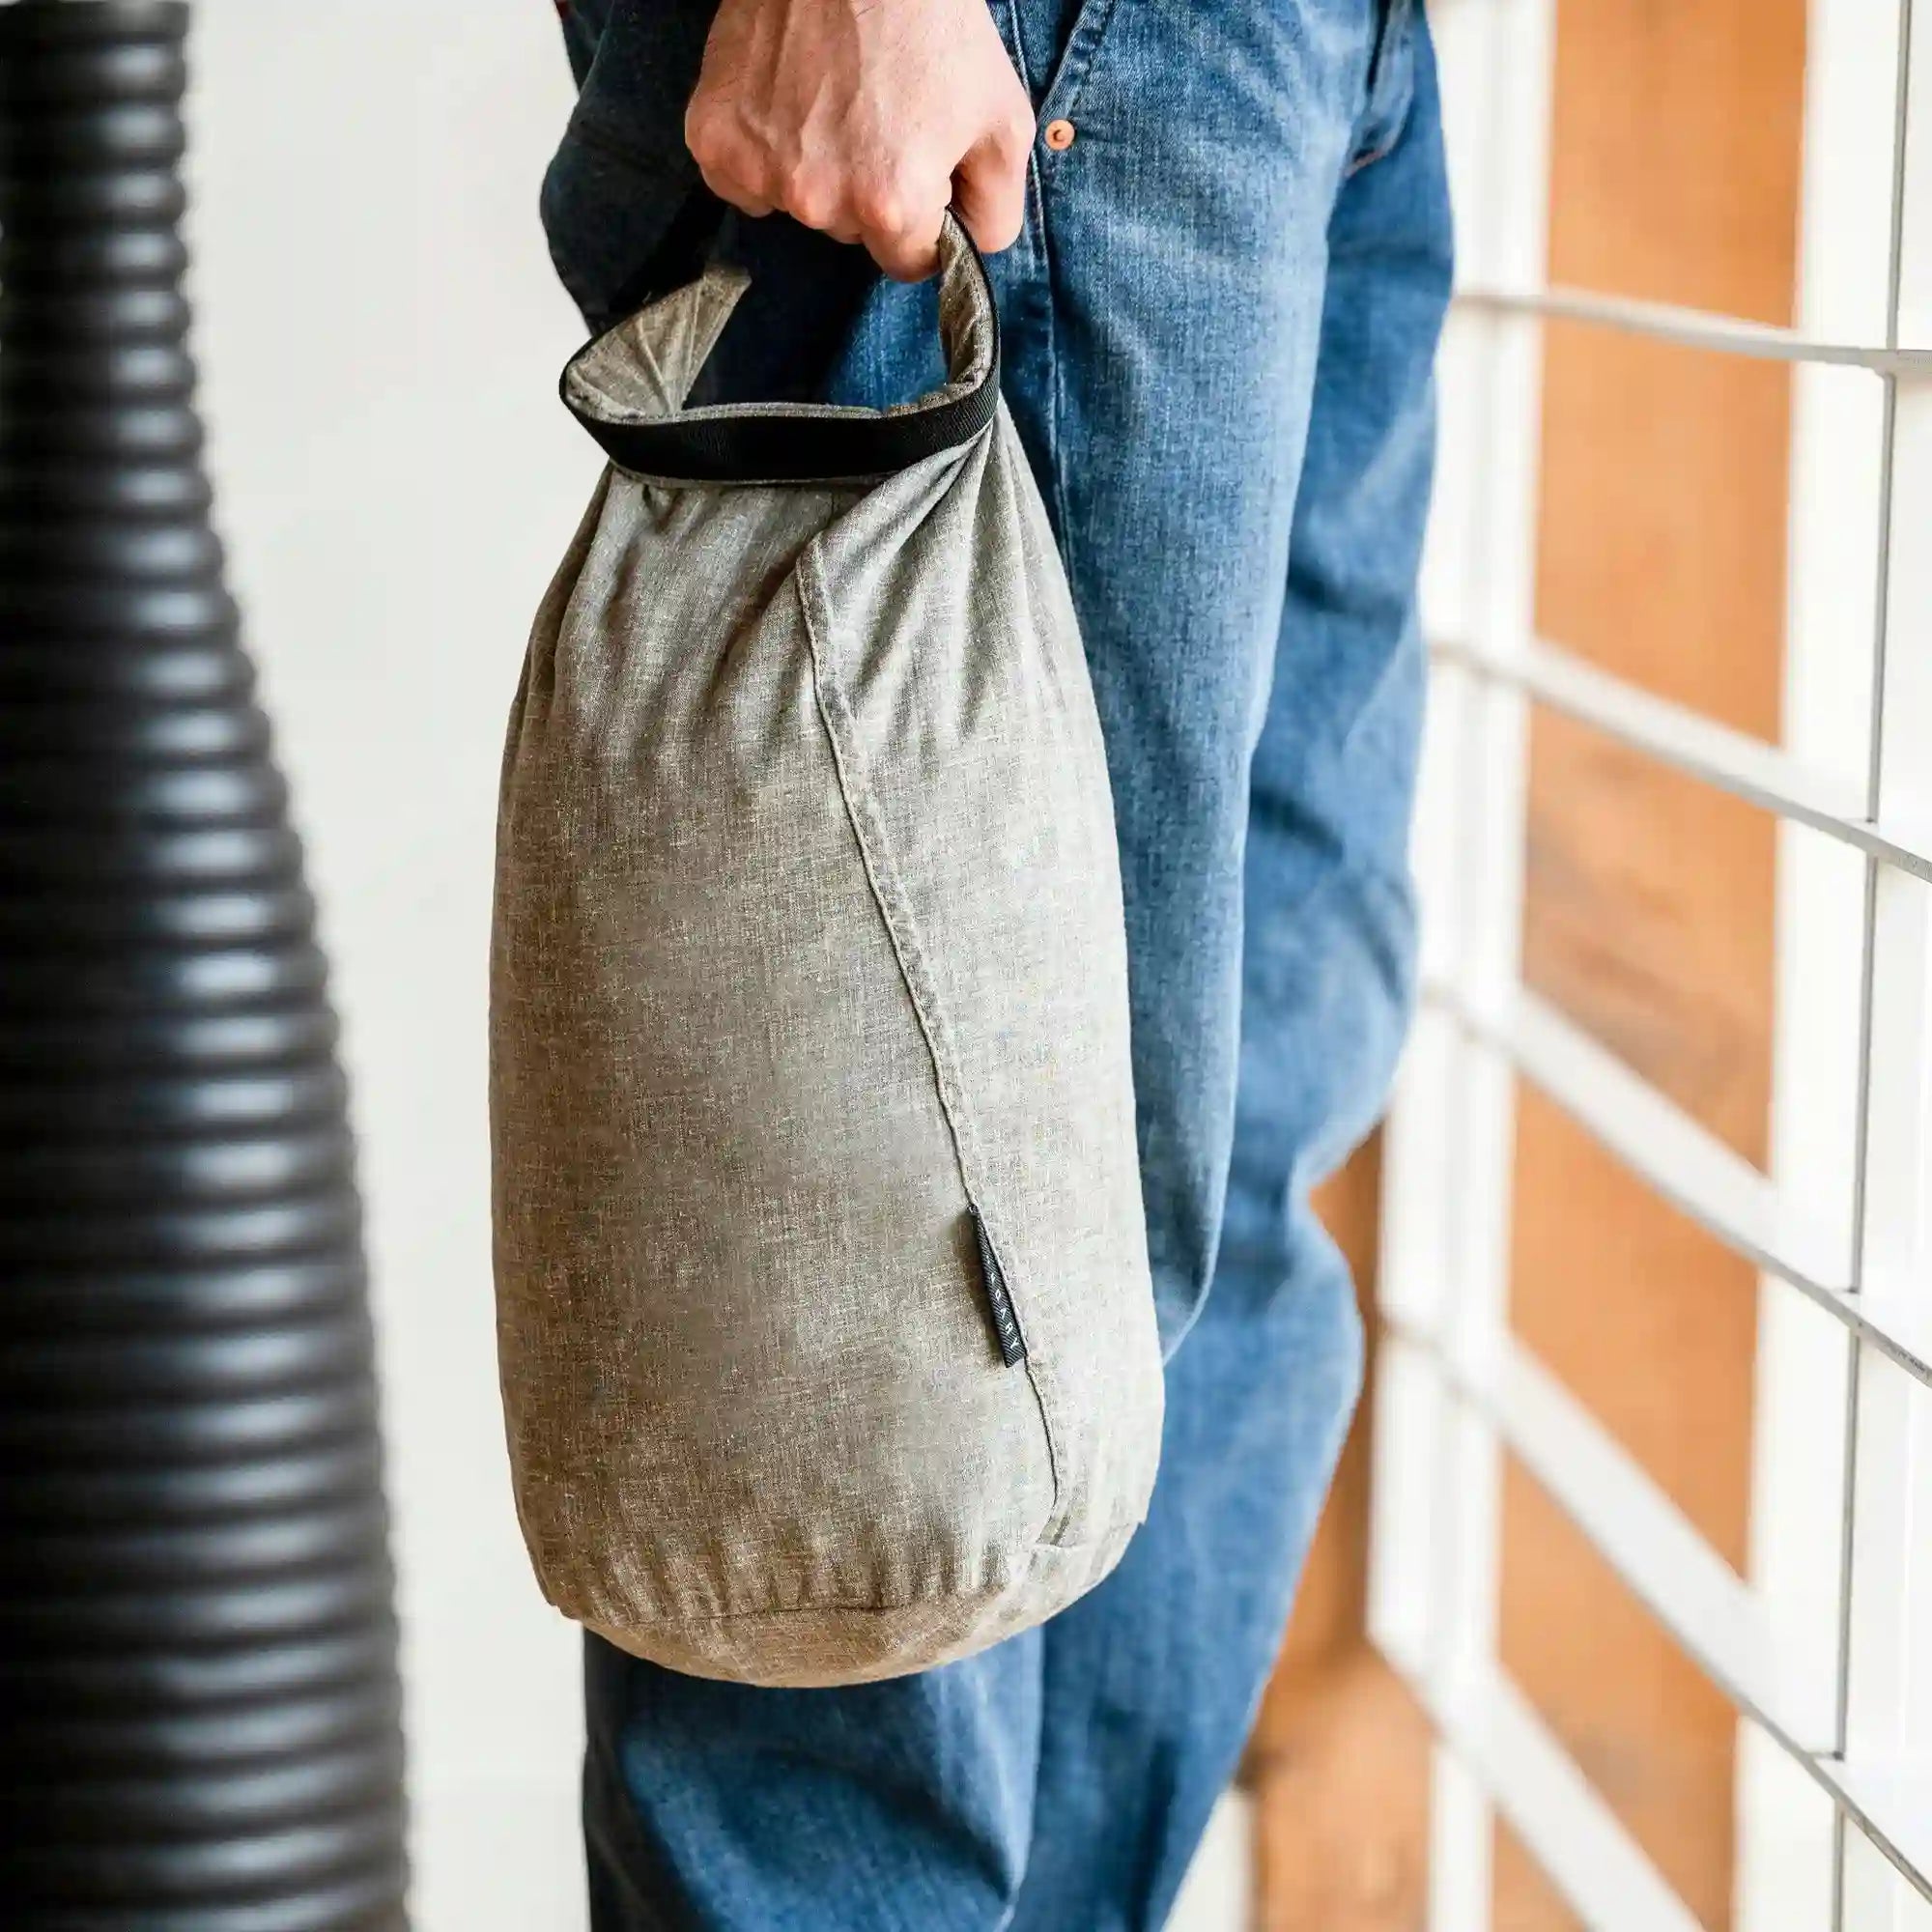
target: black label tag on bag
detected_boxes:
[967,1204,1028,1367]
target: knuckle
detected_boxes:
[852,183,909,236]
[782,169,838,231]
[696,160,753,213]
[683,97,727,158]
[685,109,753,184]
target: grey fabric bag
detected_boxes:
[491,216,1162,1688]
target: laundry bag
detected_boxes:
[491,214,1162,1688]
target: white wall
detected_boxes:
[186,8,591,1925]
[181,14,1250,1928]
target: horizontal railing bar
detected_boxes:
[1503,1342,1804,1730]
[1406,1649,1705,1932]
[1386,1329,1932,1901]
[1834,1279,1932,1393]
[1438,981,1850,1291]
[1453,282,1932,376]
[1431,981,1932,1391]
[1811,1756,1932,1902]
[1431,636,1932,886]
[1414,1322,1806,1744]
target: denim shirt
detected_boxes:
[545,0,900,402]
[541,0,715,333]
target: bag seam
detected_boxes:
[582,1519,1138,1628]
[793,539,1065,1525]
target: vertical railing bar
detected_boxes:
[1859,387,1900,830]
[1414,6,1498,1909]
[1368,4,1516,1910]
[1831,8,1917,1922]
[1827,1162,1865,1927]
[1831,858,1880,1929]
[1427,312,1505,1932]
[1884,0,1917,351]
[1425,5,1554,1921]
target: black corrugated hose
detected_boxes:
[0,3,411,1924]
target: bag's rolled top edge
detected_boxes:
[558,211,1002,488]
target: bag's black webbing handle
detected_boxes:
[558,208,1002,486]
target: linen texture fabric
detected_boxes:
[491,216,1163,1689]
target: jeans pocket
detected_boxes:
[1024,0,1129,121]
[1347,0,1420,175]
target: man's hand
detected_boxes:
[685,0,1036,281]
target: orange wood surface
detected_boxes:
[1247,1143,1434,1932]
[1252,1144,1437,1932]
[1247,2,1805,1924]
[1493,1823,1586,1932]
[1501,0,1802,1920]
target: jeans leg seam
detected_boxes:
[1019,148,1074,570]
[1040,210,1074,564]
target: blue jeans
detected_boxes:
[544,3,1450,1924]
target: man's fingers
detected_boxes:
[691,146,779,220]
[851,185,948,282]
[687,80,1029,274]
[863,219,945,283]
[952,113,1032,255]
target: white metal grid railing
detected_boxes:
[1366,1,1932,1926]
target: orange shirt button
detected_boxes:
[1044,119,1076,152]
